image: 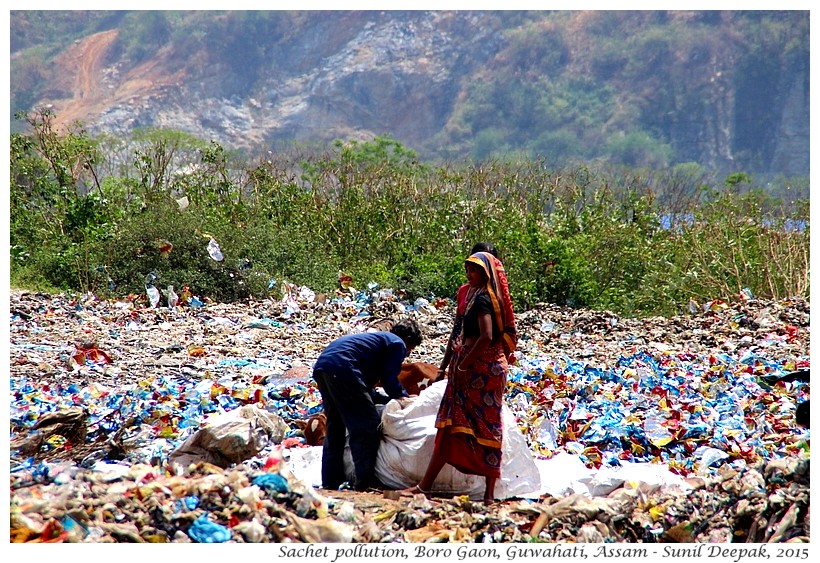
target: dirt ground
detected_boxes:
[45,30,184,131]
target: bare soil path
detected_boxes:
[47,29,185,132]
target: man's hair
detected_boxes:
[470,241,498,258]
[391,318,423,348]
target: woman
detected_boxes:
[436,242,500,381]
[405,251,517,503]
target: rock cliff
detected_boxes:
[17,11,809,176]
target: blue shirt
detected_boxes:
[313,332,408,399]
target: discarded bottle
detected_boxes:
[146,285,160,308]
[688,299,699,314]
[207,238,224,262]
[167,285,179,308]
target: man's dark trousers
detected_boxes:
[313,369,381,490]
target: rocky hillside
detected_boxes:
[10,10,809,176]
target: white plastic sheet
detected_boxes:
[374,380,541,500]
[531,452,693,498]
[284,381,694,501]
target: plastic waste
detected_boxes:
[207,238,224,262]
[167,285,179,308]
[187,514,231,543]
[236,485,262,509]
[6,285,812,543]
[298,286,316,302]
[253,472,289,494]
[180,286,192,303]
[283,299,299,318]
[60,514,88,542]
[169,405,288,469]
[535,416,559,450]
[288,513,353,542]
[335,501,359,523]
[688,299,699,314]
[146,285,160,308]
[644,413,673,447]
[158,240,173,256]
[696,446,730,473]
[755,309,777,327]
[233,519,265,543]
[295,483,330,518]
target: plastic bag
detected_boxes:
[366,380,541,500]
[169,405,288,469]
[207,238,224,262]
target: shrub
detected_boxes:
[9,121,810,317]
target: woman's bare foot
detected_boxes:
[399,485,431,498]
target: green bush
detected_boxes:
[9,120,810,317]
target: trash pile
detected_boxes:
[8,286,810,543]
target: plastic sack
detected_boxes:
[369,380,541,500]
[169,405,288,469]
[207,238,224,262]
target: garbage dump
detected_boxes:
[9,287,809,543]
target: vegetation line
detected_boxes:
[10,109,809,317]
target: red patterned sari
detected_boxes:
[435,252,517,477]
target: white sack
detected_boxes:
[371,380,541,500]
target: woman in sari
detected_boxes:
[435,242,498,382]
[405,251,517,503]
